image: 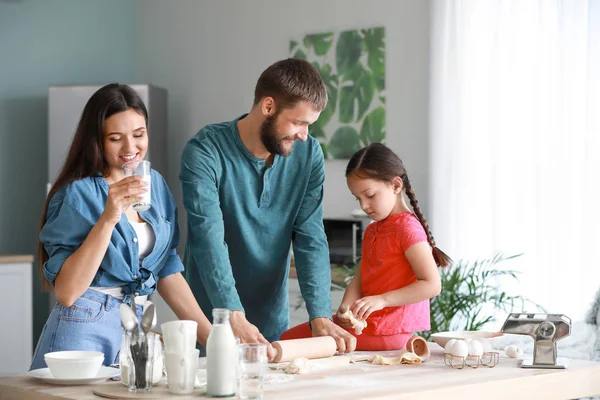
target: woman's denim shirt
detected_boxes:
[40,170,184,297]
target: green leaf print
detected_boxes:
[290,40,299,53]
[311,61,338,127]
[320,142,329,159]
[329,126,361,159]
[359,107,386,146]
[303,33,334,56]
[339,65,376,123]
[336,30,362,77]
[292,49,307,60]
[309,121,326,139]
[362,28,385,91]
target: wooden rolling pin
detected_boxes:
[271,337,337,363]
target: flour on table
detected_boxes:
[340,308,367,335]
[263,374,295,384]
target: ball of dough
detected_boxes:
[284,357,311,374]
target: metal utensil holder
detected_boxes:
[125,329,154,392]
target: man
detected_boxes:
[180,58,356,357]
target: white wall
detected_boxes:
[136,0,431,234]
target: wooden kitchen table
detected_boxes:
[1,344,599,400]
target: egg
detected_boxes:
[477,338,492,353]
[467,340,483,357]
[450,340,469,358]
[504,345,523,358]
[444,339,457,354]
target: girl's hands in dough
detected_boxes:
[350,295,387,321]
[335,306,354,329]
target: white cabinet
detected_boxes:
[0,256,33,376]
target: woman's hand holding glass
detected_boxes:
[101,175,149,225]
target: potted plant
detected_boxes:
[419,252,541,340]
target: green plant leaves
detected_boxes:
[360,107,385,146]
[303,33,334,56]
[329,126,361,159]
[339,65,376,123]
[417,253,544,340]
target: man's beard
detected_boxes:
[260,115,294,156]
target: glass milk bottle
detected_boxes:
[206,308,237,398]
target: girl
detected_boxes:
[281,143,451,350]
[30,84,212,370]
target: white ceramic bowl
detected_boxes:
[430,331,496,348]
[44,351,104,379]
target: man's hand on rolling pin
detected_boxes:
[310,317,357,354]
[230,311,277,361]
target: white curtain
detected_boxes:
[430,0,600,322]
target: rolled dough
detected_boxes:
[369,350,422,365]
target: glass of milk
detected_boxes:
[122,160,151,211]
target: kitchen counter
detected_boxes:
[0,254,34,264]
[1,344,599,399]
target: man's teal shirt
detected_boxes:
[180,115,332,339]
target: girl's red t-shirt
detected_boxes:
[360,212,431,335]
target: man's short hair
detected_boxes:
[253,58,328,112]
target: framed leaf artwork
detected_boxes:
[290,27,386,159]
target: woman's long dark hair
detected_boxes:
[38,83,148,290]
[346,143,452,268]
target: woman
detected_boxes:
[30,83,211,370]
